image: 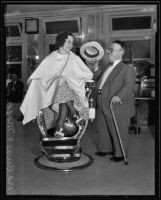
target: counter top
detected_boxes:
[134,97,155,100]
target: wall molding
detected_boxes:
[5,4,157,20]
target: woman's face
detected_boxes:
[62,35,74,52]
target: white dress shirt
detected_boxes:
[99,59,121,89]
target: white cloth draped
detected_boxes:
[20,50,93,125]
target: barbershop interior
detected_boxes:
[5,3,158,196]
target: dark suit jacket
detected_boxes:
[94,61,136,119]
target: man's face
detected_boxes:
[107,43,123,62]
[12,74,18,81]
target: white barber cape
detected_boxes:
[20,50,93,125]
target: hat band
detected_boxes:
[84,49,99,58]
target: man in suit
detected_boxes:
[93,40,136,162]
[7,73,24,121]
[7,73,24,103]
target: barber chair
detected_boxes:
[140,76,155,98]
[34,80,95,171]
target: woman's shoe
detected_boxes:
[54,128,64,138]
[72,114,84,124]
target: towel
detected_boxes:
[20,50,93,124]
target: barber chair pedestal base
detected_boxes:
[34,130,93,171]
[34,153,93,171]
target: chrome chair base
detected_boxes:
[35,106,91,169]
[34,153,93,171]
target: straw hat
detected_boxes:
[80,41,104,61]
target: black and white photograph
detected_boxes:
[1,1,160,198]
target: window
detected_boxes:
[111,37,151,61]
[5,22,22,78]
[112,16,152,31]
[123,39,151,60]
[6,46,22,62]
[5,24,22,37]
[6,45,22,78]
[111,38,153,80]
[110,15,153,34]
[45,18,80,34]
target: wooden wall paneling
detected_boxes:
[86,14,96,41]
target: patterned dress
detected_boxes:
[52,78,88,120]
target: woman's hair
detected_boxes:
[55,32,74,48]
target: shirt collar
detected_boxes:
[112,59,121,68]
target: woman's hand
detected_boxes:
[93,59,99,72]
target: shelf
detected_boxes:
[6,61,22,64]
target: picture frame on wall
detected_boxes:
[25,18,39,34]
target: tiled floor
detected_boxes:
[6,110,155,196]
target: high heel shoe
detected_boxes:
[54,128,64,138]
[72,114,84,124]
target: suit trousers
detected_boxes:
[96,104,113,153]
[96,94,130,157]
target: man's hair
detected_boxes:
[112,40,126,54]
[11,73,18,77]
[55,32,74,48]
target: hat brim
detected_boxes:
[80,41,104,61]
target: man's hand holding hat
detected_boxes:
[80,41,104,62]
[80,41,104,72]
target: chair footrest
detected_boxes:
[41,139,77,146]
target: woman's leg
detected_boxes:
[66,100,77,117]
[66,100,83,124]
[56,103,69,131]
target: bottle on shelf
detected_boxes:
[88,98,95,122]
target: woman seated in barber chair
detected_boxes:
[20,32,99,138]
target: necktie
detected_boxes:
[109,62,114,65]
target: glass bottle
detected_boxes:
[89,98,95,122]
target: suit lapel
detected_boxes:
[97,73,104,88]
[102,61,123,90]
